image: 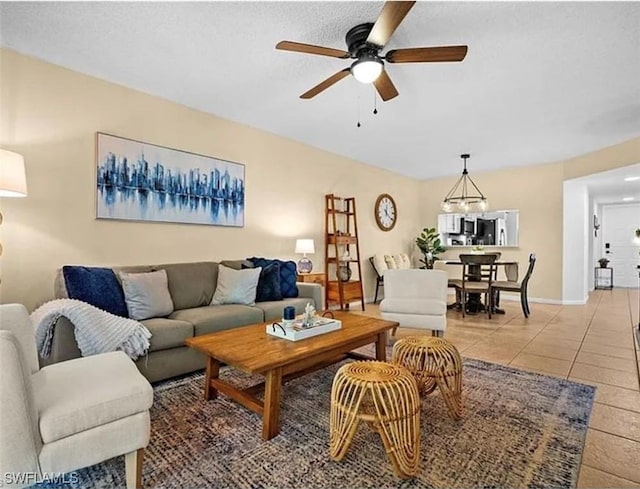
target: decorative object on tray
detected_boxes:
[295,238,315,273]
[597,257,610,268]
[283,305,296,328]
[267,304,341,341]
[96,133,245,227]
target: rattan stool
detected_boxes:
[329,361,420,479]
[392,336,463,419]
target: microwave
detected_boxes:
[463,219,475,234]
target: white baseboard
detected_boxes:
[371,291,585,308]
[446,290,575,306]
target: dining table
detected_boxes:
[437,258,519,315]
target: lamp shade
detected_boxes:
[295,239,315,255]
[0,149,27,197]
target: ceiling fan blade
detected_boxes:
[300,68,351,99]
[276,41,350,59]
[373,70,399,101]
[386,45,468,63]
[366,1,416,48]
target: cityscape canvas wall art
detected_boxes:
[96,133,245,227]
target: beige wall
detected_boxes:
[420,162,565,301]
[2,49,639,309]
[0,49,421,310]
[421,137,640,302]
[563,137,640,180]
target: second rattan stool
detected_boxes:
[329,361,421,479]
[392,336,463,419]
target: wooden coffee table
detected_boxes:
[185,311,398,440]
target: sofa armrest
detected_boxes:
[39,316,82,368]
[296,283,324,310]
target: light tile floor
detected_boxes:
[353,288,640,488]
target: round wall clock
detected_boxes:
[375,193,397,231]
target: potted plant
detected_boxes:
[597,257,610,268]
[416,227,446,269]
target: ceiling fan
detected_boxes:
[276,1,468,102]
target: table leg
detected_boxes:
[376,332,387,361]
[262,367,283,440]
[205,357,220,401]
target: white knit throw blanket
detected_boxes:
[32,299,152,360]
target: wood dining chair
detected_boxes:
[491,254,537,318]
[453,254,498,319]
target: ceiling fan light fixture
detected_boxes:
[351,57,383,84]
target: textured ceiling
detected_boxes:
[1,1,639,179]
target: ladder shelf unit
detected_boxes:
[324,194,365,311]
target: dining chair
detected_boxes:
[491,254,537,318]
[453,254,498,319]
[369,256,385,304]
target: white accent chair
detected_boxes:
[0,304,153,488]
[380,269,448,338]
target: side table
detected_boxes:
[594,267,613,290]
[296,272,326,285]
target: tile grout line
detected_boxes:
[580,462,640,485]
[508,304,585,378]
[567,291,603,380]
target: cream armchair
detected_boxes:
[380,269,448,337]
[0,304,153,488]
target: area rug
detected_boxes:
[40,355,595,489]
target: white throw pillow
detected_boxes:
[393,254,409,270]
[398,253,412,269]
[120,269,174,320]
[385,255,398,270]
[373,254,388,275]
[211,264,261,306]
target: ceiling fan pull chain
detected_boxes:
[373,88,378,115]
[357,88,362,127]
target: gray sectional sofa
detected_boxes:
[46,260,323,382]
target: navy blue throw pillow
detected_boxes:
[243,262,282,302]
[63,266,129,317]
[248,257,299,298]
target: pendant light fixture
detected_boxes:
[441,154,488,213]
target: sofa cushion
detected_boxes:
[140,318,194,352]
[211,265,261,306]
[254,298,315,322]
[33,351,153,444]
[120,270,174,320]
[62,266,128,317]
[380,297,446,316]
[248,257,298,298]
[170,305,264,336]
[154,262,219,310]
[243,262,282,302]
[220,259,254,270]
